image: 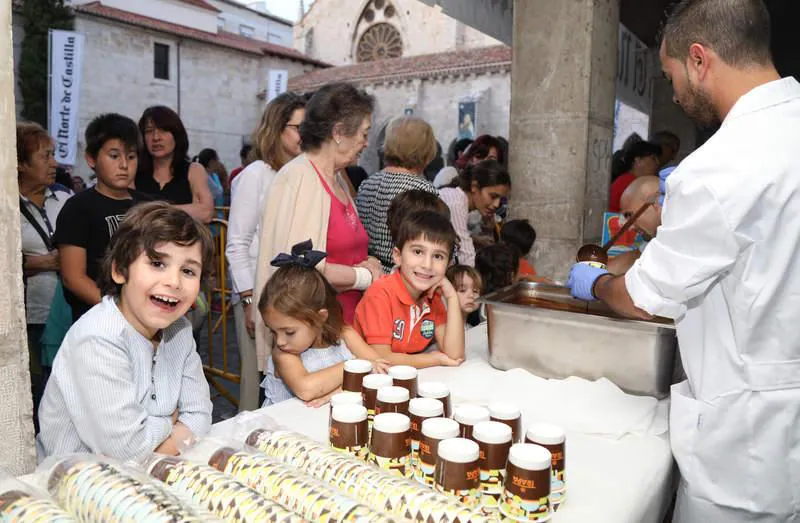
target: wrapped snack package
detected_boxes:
[44,455,213,522]
[146,454,306,523]
[208,446,392,522]
[246,429,488,523]
[0,469,74,522]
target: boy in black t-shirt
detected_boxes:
[55,114,151,322]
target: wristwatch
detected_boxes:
[241,295,253,306]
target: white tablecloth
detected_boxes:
[213,324,676,523]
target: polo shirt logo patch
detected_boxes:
[420,319,435,340]
[393,319,406,340]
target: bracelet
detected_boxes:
[352,266,373,291]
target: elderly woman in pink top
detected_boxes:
[252,83,382,370]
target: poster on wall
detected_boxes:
[267,69,288,102]
[458,102,476,140]
[49,29,85,166]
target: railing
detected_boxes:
[201,206,240,408]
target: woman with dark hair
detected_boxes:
[439,159,511,266]
[608,140,661,213]
[225,91,306,411]
[434,134,502,188]
[194,147,228,209]
[252,83,378,376]
[135,106,214,223]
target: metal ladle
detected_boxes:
[576,201,653,265]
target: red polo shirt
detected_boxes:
[353,271,448,354]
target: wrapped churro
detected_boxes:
[209,446,392,522]
[246,429,489,523]
[146,455,305,522]
[45,456,210,522]
[0,470,74,522]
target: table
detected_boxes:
[213,324,676,523]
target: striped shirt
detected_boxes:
[37,296,212,461]
[439,187,475,266]
[355,170,438,272]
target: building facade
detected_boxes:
[13,0,326,179]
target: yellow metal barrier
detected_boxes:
[202,207,241,408]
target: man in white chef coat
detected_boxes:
[567,0,800,520]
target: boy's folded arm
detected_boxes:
[273,348,344,402]
[59,245,102,306]
[342,326,386,363]
[176,348,212,439]
[437,297,465,360]
[62,336,172,460]
[369,343,444,369]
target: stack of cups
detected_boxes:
[375,386,410,416]
[473,421,513,514]
[434,438,481,508]
[329,404,369,460]
[415,417,459,487]
[417,382,452,418]
[526,423,567,508]
[361,374,393,429]
[454,405,490,440]
[368,412,412,478]
[329,391,363,420]
[500,443,552,522]
[342,359,373,393]
[408,397,444,468]
[388,365,418,398]
[489,402,523,443]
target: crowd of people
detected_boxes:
[18,80,540,457]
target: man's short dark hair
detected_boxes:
[661,0,773,67]
[651,131,680,152]
[84,113,141,158]
[395,209,457,257]
[387,190,450,244]
[99,201,214,297]
[500,219,537,256]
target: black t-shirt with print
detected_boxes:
[54,187,151,321]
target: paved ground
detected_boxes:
[194,306,241,423]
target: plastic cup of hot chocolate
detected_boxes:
[343,359,373,392]
[375,386,410,416]
[417,381,451,417]
[454,405,490,440]
[388,365,418,397]
[489,402,522,442]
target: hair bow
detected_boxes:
[270,239,327,269]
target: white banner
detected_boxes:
[49,30,84,166]
[267,69,288,102]
[616,24,653,115]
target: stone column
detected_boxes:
[508,0,619,279]
[0,0,37,475]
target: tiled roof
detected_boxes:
[73,2,329,67]
[288,45,511,91]
[177,0,220,13]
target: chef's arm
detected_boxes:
[592,274,653,321]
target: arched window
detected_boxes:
[356,23,403,62]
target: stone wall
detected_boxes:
[0,0,37,476]
[70,16,313,178]
[294,0,501,66]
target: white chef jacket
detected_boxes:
[626,77,800,522]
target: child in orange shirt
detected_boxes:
[499,219,537,278]
[353,210,464,369]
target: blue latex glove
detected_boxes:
[658,166,677,205]
[566,263,610,301]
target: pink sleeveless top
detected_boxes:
[312,163,369,323]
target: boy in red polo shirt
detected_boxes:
[353,210,464,369]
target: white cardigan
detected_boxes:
[225,160,277,294]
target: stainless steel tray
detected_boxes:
[481,282,678,398]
